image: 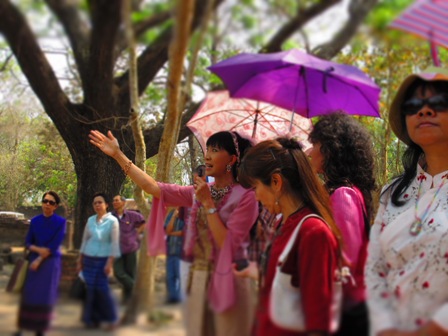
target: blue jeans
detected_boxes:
[166,255,181,302]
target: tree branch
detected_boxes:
[134,11,172,38]
[0,0,69,116]
[117,0,225,101]
[0,53,13,72]
[84,0,122,107]
[115,11,171,55]
[263,0,342,53]
[312,0,379,60]
[144,100,200,158]
[44,0,91,84]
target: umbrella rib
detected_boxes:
[256,112,311,135]
[193,107,255,120]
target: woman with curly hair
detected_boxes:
[308,111,376,336]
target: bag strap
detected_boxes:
[278,214,322,265]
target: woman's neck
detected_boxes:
[424,150,448,176]
[96,212,107,220]
[280,195,304,222]
[43,211,54,217]
[213,176,235,189]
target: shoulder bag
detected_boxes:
[6,222,64,294]
[269,214,342,332]
[6,250,29,293]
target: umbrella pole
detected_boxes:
[289,66,304,131]
[430,41,441,66]
[252,108,259,139]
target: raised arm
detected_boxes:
[89,130,161,198]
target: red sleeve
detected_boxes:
[294,218,339,331]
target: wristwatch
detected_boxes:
[206,208,217,215]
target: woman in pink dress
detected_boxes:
[308,111,376,335]
[89,130,258,336]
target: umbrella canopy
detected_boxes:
[208,49,381,118]
[390,0,448,66]
[187,90,312,153]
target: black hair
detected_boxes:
[42,190,61,205]
[388,79,448,206]
[206,131,253,180]
[239,137,341,245]
[92,192,110,208]
[309,112,376,222]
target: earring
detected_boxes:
[226,164,232,172]
[274,199,281,213]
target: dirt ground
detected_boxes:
[0,259,186,336]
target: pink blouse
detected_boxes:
[147,182,258,312]
[330,186,368,308]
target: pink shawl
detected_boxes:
[147,182,258,312]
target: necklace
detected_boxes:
[410,173,447,236]
[210,184,233,201]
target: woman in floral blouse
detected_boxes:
[366,67,448,336]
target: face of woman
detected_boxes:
[92,196,107,215]
[253,179,277,214]
[405,87,448,150]
[307,142,324,174]
[41,194,57,217]
[204,145,235,178]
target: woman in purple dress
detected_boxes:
[13,191,66,336]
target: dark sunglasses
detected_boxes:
[402,94,448,116]
[42,199,56,206]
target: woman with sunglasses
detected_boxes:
[14,191,66,336]
[366,67,448,336]
[76,192,120,330]
[89,130,258,336]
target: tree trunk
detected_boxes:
[120,0,153,323]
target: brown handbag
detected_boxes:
[6,253,29,293]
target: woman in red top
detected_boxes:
[236,137,342,336]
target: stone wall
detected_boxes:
[0,220,73,250]
[0,221,29,249]
[59,250,80,294]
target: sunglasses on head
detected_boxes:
[402,94,448,116]
[42,199,56,206]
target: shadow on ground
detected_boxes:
[0,261,185,336]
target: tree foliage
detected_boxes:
[0,97,76,211]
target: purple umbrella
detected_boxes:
[208,49,381,118]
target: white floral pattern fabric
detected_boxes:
[366,165,448,334]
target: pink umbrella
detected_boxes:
[187,91,312,153]
[390,0,448,65]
